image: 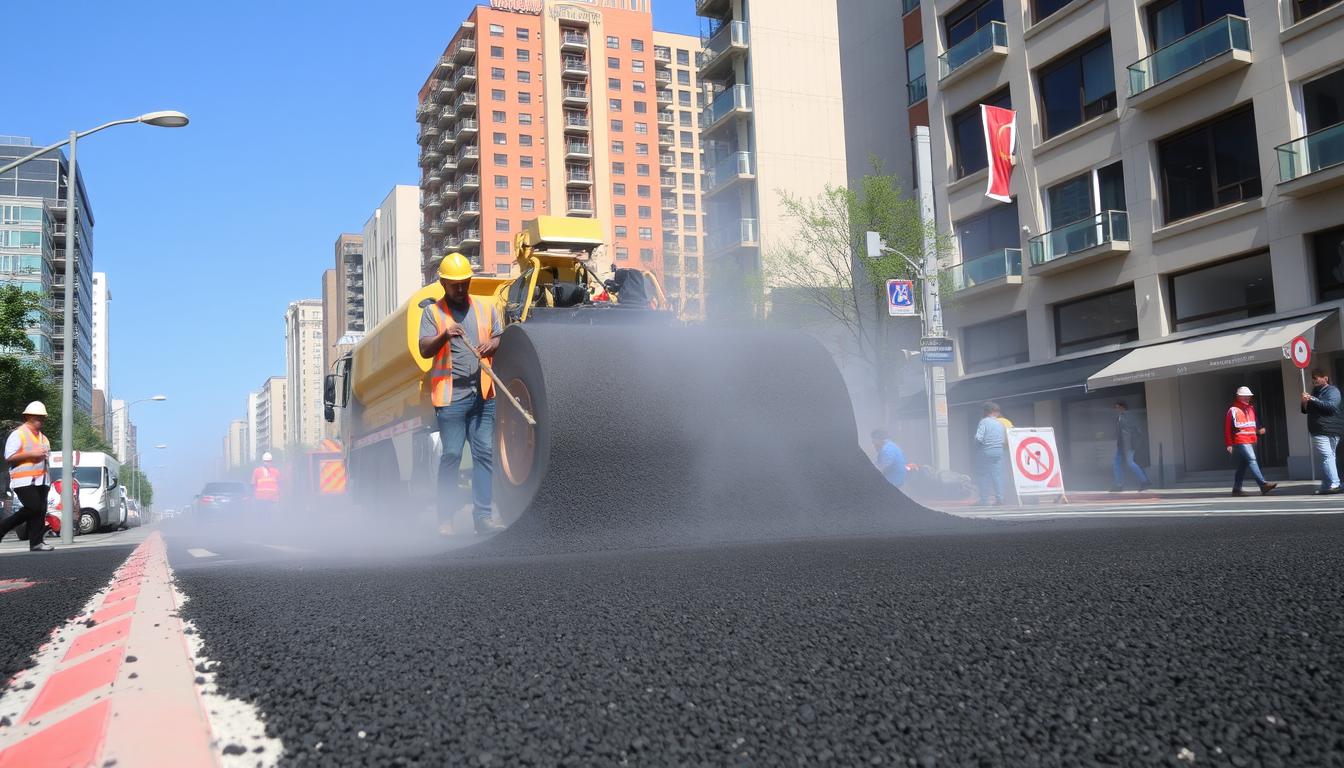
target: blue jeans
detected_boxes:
[976,450,1004,504]
[1231,443,1267,492]
[1113,447,1150,488]
[1311,434,1340,489]
[435,392,496,523]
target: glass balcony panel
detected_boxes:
[951,248,1022,291]
[938,21,1007,80]
[1028,211,1128,265]
[1127,16,1250,96]
[1276,121,1344,182]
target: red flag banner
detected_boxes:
[982,105,1016,203]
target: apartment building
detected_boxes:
[284,300,324,450]
[694,0,850,318]
[415,0,706,316]
[363,186,423,327]
[91,272,112,436]
[254,375,288,458]
[226,419,248,470]
[914,0,1344,486]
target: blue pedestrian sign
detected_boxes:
[887,279,916,317]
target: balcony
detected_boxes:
[1027,211,1130,275]
[1277,122,1344,197]
[706,150,755,193]
[455,145,480,167]
[563,86,590,106]
[564,112,591,133]
[696,0,731,19]
[657,109,675,125]
[429,221,447,236]
[459,200,481,219]
[661,195,677,210]
[561,31,589,52]
[700,20,748,80]
[654,46,671,68]
[436,79,454,101]
[451,37,476,62]
[663,217,679,232]
[566,166,593,186]
[708,218,759,252]
[442,155,459,173]
[418,122,441,144]
[950,248,1023,295]
[435,134,454,154]
[436,105,454,126]
[441,209,460,225]
[907,75,927,105]
[421,147,442,166]
[426,169,444,187]
[459,228,482,245]
[441,180,459,198]
[454,91,477,115]
[416,101,437,121]
[1127,16,1251,110]
[452,65,477,91]
[657,91,674,105]
[659,152,675,166]
[561,57,590,79]
[938,21,1007,85]
[567,194,595,215]
[456,118,479,139]
[457,172,480,191]
[660,173,676,188]
[659,129,675,147]
[701,84,752,134]
[423,194,443,212]
[565,141,592,158]
[655,69,673,87]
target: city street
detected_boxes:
[1,508,1342,766]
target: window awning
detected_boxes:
[1086,313,1332,391]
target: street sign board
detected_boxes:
[919,336,955,365]
[887,279,917,317]
[1007,428,1066,498]
[1287,335,1312,369]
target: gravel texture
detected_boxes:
[175,515,1344,766]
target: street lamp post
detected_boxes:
[1,113,187,546]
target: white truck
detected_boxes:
[50,451,128,534]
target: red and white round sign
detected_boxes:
[1015,437,1055,482]
[1289,335,1312,369]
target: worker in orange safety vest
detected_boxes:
[252,451,281,506]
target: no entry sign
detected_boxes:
[1287,335,1312,369]
[1007,428,1066,498]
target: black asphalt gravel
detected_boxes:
[174,515,1344,767]
[0,546,131,689]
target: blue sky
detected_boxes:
[5,1,702,507]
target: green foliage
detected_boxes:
[0,356,56,425]
[0,285,46,353]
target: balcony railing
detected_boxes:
[950,248,1022,291]
[654,46,671,64]
[907,74,927,104]
[708,150,753,188]
[565,141,592,155]
[567,195,594,212]
[655,69,672,84]
[1277,122,1344,183]
[565,113,591,129]
[709,218,759,250]
[658,129,675,145]
[562,57,589,74]
[563,86,590,103]
[702,21,748,72]
[903,0,920,13]
[451,65,477,90]
[702,84,752,128]
[562,31,589,48]
[451,37,476,59]
[657,110,675,125]
[1127,16,1250,96]
[938,21,1007,80]
[1028,211,1128,266]
[660,173,676,187]
[566,167,592,183]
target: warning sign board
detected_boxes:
[1008,427,1066,498]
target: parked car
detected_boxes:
[51,452,128,534]
[125,499,142,528]
[195,482,251,515]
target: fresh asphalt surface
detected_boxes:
[139,508,1344,767]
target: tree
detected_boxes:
[762,159,953,412]
[0,284,46,353]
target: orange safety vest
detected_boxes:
[252,465,281,500]
[10,424,50,486]
[428,298,495,407]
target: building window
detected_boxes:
[1146,0,1245,48]
[615,225,628,238]
[640,248,654,262]
[609,77,621,91]
[520,156,534,168]
[1158,106,1260,223]
[632,39,645,52]
[519,135,533,146]
[637,184,651,197]
[677,70,691,85]
[638,206,652,219]
[607,35,620,49]
[1054,286,1139,355]
[680,131,694,148]
[494,174,509,187]
[517,49,530,63]
[608,56,621,70]
[632,60,645,73]
[516,27,529,41]
[1302,67,1344,134]
[613,162,625,175]
[489,23,504,36]
[682,193,696,207]
[679,112,691,126]
[491,67,506,80]
[494,153,508,166]
[682,213,697,230]
[1038,36,1115,139]
[1045,161,1126,230]
[494,197,509,210]
[633,81,647,93]
[521,177,534,190]
[956,201,1019,261]
[1293,0,1344,22]
[677,49,690,66]
[492,111,506,124]
[635,102,649,114]
[637,163,650,176]
[493,132,507,145]
[679,91,692,106]
[613,140,625,154]
[945,0,1006,47]
[521,199,535,212]
[1169,252,1274,331]
[518,92,531,104]
[615,203,627,216]
[1313,224,1344,301]
[518,113,533,126]
[610,98,623,112]
[496,241,511,254]
[681,173,695,189]
[491,88,506,102]
[634,123,649,135]
[952,88,1010,178]
[612,119,625,132]
[614,183,626,195]
[636,143,650,156]
[679,154,694,169]
[638,227,653,240]
[518,71,532,83]
[1033,0,1075,24]
[496,219,511,232]
[490,45,504,59]
[963,314,1029,373]
[616,246,629,260]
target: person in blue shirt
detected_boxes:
[973,401,1007,505]
[869,429,908,488]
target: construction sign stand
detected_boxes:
[1007,427,1068,504]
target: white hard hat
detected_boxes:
[262,451,274,462]
[1236,386,1254,397]
[22,401,47,417]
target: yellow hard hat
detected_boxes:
[438,253,474,281]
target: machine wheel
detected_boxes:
[492,331,550,527]
[78,508,100,536]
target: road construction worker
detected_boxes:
[0,402,55,551]
[1226,386,1277,497]
[418,252,506,536]
[252,452,281,506]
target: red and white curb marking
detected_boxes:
[0,532,281,767]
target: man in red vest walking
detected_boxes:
[1226,386,1278,497]
[252,452,281,508]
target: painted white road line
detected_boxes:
[956,508,1344,520]
[187,548,219,559]
[258,543,314,554]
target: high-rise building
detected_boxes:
[363,186,424,328]
[110,398,134,463]
[226,419,247,470]
[246,390,261,463]
[898,0,1344,486]
[652,31,707,321]
[254,376,288,457]
[0,137,95,412]
[284,300,324,450]
[335,233,365,334]
[91,271,111,436]
[415,0,706,296]
[694,0,850,318]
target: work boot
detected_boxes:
[1260,482,1278,495]
[475,518,506,535]
[30,543,54,552]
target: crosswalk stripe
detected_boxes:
[186,549,218,558]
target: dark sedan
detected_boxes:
[194,482,251,515]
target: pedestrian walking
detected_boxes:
[869,429,908,488]
[419,253,506,536]
[1226,386,1277,497]
[1110,401,1151,492]
[1301,367,1343,494]
[974,402,1007,505]
[0,402,55,551]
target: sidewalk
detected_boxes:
[917,482,1335,510]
